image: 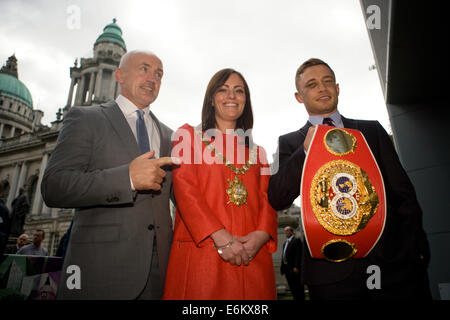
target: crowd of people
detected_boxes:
[1,50,430,300]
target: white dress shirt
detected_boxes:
[115,95,161,190]
[308,110,344,128]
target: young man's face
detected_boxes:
[295,64,340,117]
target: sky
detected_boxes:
[0,0,389,162]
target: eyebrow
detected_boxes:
[221,84,244,88]
[305,75,333,84]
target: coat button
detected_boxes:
[148,224,155,230]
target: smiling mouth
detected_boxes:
[141,86,154,93]
[318,96,331,101]
[224,103,238,107]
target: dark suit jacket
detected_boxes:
[281,236,303,276]
[41,101,174,299]
[268,116,430,287]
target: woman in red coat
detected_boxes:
[163,69,278,300]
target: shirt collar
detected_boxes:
[308,110,343,127]
[115,94,150,118]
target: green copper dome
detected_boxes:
[0,73,33,107]
[94,18,126,50]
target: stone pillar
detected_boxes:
[7,163,20,209]
[66,77,76,107]
[109,69,116,101]
[31,153,49,215]
[15,161,28,198]
[9,126,16,138]
[94,68,103,100]
[74,77,81,106]
[0,123,4,138]
[75,74,86,106]
[87,71,96,104]
[41,202,51,216]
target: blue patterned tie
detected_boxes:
[323,117,335,127]
[136,110,150,154]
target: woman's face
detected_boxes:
[213,73,246,129]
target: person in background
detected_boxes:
[17,229,48,256]
[281,226,304,300]
[0,181,11,255]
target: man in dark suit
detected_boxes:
[41,50,177,299]
[281,226,304,300]
[268,58,431,299]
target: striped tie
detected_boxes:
[136,110,150,154]
[322,117,335,127]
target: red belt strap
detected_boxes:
[300,125,386,262]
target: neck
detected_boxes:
[120,93,149,110]
[215,119,236,133]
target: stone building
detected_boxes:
[0,19,126,255]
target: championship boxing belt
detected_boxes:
[300,125,386,262]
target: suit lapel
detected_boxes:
[299,121,312,138]
[102,101,141,160]
[342,116,358,130]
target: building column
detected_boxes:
[7,163,20,209]
[15,161,28,198]
[109,68,116,101]
[31,153,49,215]
[0,123,4,138]
[87,71,96,104]
[41,202,51,216]
[94,68,103,100]
[66,77,76,108]
[73,77,81,106]
[9,126,16,138]
[75,75,86,106]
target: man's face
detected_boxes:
[33,231,44,246]
[115,52,163,109]
[295,64,339,116]
[17,235,28,248]
[284,228,294,238]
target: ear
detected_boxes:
[336,83,340,96]
[115,68,124,84]
[294,91,304,104]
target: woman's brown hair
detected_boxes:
[201,68,254,132]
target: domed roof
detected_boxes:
[94,18,126,50]
[0,73,33,107]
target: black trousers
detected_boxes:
[307,260,432,300]
[285,270,305,301]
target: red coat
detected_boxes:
[163,124,278,300]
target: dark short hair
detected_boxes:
[35,229,45,238]
[295,58,336,90]
[201,68,253,132]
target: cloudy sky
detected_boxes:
[0,0,388,161]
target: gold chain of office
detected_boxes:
[194,126,258,206]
